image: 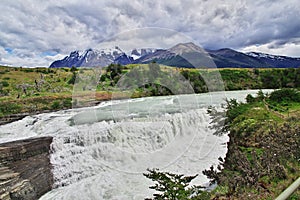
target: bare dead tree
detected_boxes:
[17,83,31,96]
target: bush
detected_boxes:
[0,89,10,96]
[106,64,123,80]
[23,68,34,73]
[269,89,300,103]
[1,81,9,87]
[62,98,72,108]
[61,68,69,72]
[246,94,255,103]
[68,72,77,84]
[0,103,21,115]
[70,66,78,72]
[99,74,107,82]
[47,69,55,73]
[51,101,61,110]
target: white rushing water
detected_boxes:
[0,90,272,200]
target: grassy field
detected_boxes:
[0,65,299,118]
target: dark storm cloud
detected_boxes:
[0,0,300,67]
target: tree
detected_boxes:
[68,72,77,84]
[246,94,255,103]
[17,83,31,96]
[143,168,208,200]
[107,64,122,79]
[70,66,78,72]
[257,90,265,101]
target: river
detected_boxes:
[0,89,272,199]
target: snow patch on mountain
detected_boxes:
[49,43,300,68]
[49,46,133,68]
[246,52,285,60]
[129,48,156,60]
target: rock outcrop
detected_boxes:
[0,137,53,200]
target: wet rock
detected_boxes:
[0,137,53,200]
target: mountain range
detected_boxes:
[49,42,300,68]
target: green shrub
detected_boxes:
[23,68,34,73]
[62,98,72,108]
[68,72,77,84]
[51,101,61,110]
[246,94,255,103]
[47,69,55,73]
[62,68,69,72]
[70,66,78,72]
[1,81,9,87]
[269,89,300,103]
[0,103,21,115]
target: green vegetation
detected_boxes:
[203,89,300,199]
[269,88,300,103]
[0,65,299,120]
[144,89,299,199]
[0,66,76,118]
[0,64,299,198]
[143,169,209,200]
[180,68,300,92]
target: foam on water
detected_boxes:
[0,90,273,199]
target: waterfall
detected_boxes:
[0,90,273,199]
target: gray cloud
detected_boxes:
[0,0,300,67]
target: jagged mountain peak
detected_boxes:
[129,48,156,60]
[49,46,132,68]
[168,42,205,54]
[49,43,300,68]
[69,50,80,56]
[131,49,140,56]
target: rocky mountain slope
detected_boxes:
[49,43,300,68]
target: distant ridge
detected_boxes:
[49,43,300,68]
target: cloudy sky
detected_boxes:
[0,0,300,67]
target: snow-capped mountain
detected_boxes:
[130,48,156,60]
[246,52,285,59]
[49,47,133,68]
[49,43,300,68]
[133,43,220,68]
[245,52,300,68]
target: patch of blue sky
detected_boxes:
[41,51,58,56]
[5,47,13,54]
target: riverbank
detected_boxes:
[1,65,299,122]
[204,89,300,199]
[0,90,262,199]
[0,88,298,199]
[0,91,132,125]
